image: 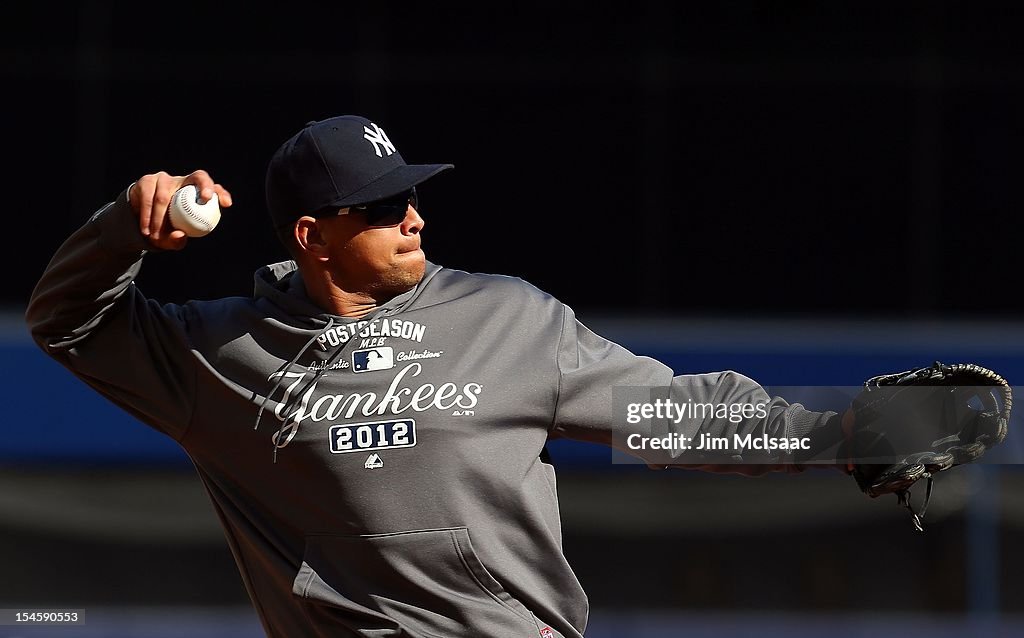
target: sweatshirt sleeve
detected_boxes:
[549,303,842,475]
[25,188,197,441]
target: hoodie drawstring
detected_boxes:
[270,340,350,463]
[252,318,337,462]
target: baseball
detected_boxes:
[168,184,221,237]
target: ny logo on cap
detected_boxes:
[363,123,396,158]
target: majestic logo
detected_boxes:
[329,419,417,454]
[540,628,554,638]
[353,347,395,373]
[363,123,396,157]
[364,453,384,469]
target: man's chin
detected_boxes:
[374,255,426,297]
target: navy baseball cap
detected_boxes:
[265,115,453,228]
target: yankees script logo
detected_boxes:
[268,362,482,448]
[363,123,396,157]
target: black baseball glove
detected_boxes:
[838,362,1011,531]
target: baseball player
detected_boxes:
[27,115,1002,637]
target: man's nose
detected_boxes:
[402,205,424,234]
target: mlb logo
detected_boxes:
[352,347,394,373]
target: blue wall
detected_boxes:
[7,315,1024,468]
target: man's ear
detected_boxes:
[294,217,329,260]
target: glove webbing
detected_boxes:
[896,475,934,533]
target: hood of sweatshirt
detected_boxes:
[251,259,444,328]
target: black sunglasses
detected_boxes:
[333,188,418,226]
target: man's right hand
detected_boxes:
[128,170,233,250]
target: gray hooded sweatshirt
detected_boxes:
[26,191,837,638]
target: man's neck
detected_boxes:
[311,286,380,318]
[301,268,409,318]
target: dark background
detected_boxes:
[4,2,1024,636]
[8,1,1023,319]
